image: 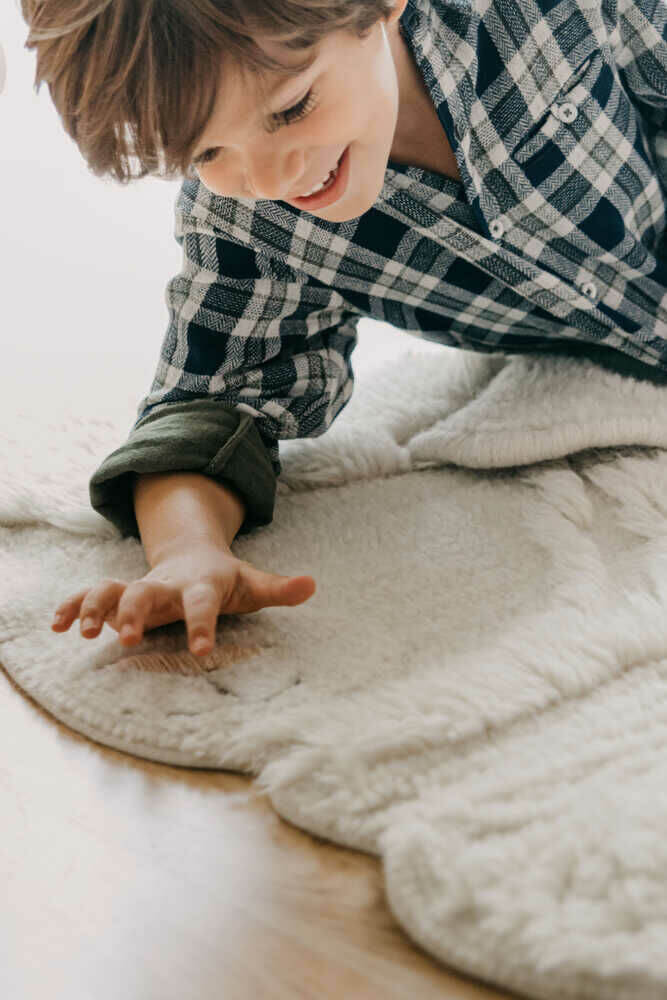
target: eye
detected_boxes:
[192,88,319,170]
[271,87,319,128]
[194,147,219,167]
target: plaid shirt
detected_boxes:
[90,0,667,538]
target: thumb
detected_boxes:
[278,573,317,606]
[245,566,316,608]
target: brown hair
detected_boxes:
[20,0,396,184]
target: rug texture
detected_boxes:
[2,347,667,1000]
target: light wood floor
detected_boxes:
[0,666,518,1000]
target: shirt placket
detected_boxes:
[379,180,616,328]
[444,217,612,323]
[402,0,629,339]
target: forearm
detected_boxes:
[133,472,246,566]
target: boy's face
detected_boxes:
[190,0,409,223]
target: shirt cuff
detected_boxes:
[89,400,278,539]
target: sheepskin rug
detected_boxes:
[3,346,667,1000]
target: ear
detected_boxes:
[384,0,410,26]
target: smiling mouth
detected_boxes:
[294,162,341,198]
[287,147,350,209]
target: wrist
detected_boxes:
[150,536,236,567]
[133,472,245,566]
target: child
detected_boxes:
[24,0,666,657]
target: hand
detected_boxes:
[51,543,316,656]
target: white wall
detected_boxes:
[1,1,439,416]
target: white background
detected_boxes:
[1,2,441,420]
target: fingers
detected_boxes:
[52,588,90,631]
[80,582,126,637]
[52,579,174,649]
[181,582,221,656]
[52,582,125,635]
[52,577,219,656]
[115,580,172,647]
[52,565,316,657]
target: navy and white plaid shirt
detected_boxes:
[91,0,667,538]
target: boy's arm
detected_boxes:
[88,187,360,543]
[133,472,246,565]
[61,456,315,656]
[89,400,277,540]
[609,0,667,120]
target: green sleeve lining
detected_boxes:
[89,400,277,539]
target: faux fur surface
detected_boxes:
[3,347,667,1000]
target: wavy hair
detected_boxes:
[20,0,395,182]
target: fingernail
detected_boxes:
[53,612,64,624]
[120,625,136,641]
[82,617,96,631]
[192,637,210,655]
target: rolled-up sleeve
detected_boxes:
[89,400,277,538]
[610,0,667,119]
[89,203,360,539]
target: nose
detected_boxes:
[243,148,304,200]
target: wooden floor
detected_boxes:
[0,665,519,1000]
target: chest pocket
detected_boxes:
[511,49,612,183]
[508,42,665,262]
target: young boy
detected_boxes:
[27,0,666,657]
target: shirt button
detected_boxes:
[580,280,597,299]
[553,101,578,123]
[490,219,504,239]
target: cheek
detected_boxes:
[197,161,240,196]
[349,26,399,118]
[340,58,397,142]
[311,78,390,146]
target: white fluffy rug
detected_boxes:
[3,347,667,1000]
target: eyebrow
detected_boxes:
[191,51,319,165]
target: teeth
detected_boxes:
[298,165,338,198]
[301,172,331,197]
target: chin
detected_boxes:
[316,176,385,223]
[316,204,362,223]
[318,198,379,223]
